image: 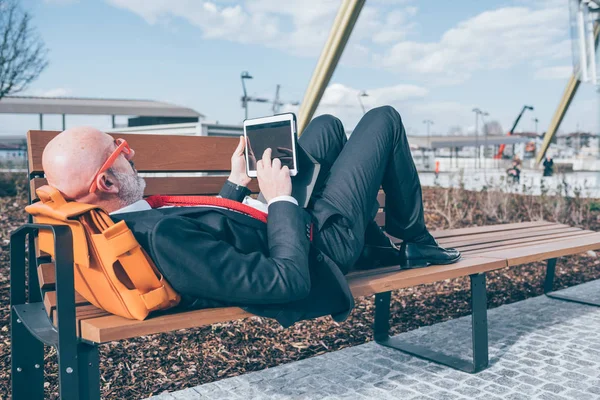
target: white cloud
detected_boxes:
[376,4,570,84]
[106,0,416,58]
[320,82,427,108]
[534,66,573,80]
[106,0,572,86]
[107,0,280,44]
[27,88,73,97]
[282,82,433,131]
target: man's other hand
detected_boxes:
[228,136,252,187]
[257,148,292,203]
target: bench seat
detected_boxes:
[38,220,600,343]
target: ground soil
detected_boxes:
[1,187,599,399]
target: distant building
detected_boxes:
[0,136,26,165]
[0,96,204,131]
[556,132,600,156]
[127,116,200,127]
[514,131,542,139]
[0,143,25,160]
[0,96,205,164]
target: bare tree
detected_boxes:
[447,125,464,136]
[0,0,48,100]
[483,120,504,136]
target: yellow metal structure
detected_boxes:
[536,23,599,165]
[535,77,581,164]
[297,0,366,134]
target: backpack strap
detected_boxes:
[27,186,100,222]
[101,217,177,310]
[146,194,268,223]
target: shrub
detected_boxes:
[0,172,26,197]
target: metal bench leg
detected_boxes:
[11,307,45,400]
[374,273,489,373]
[77,342,101,400]
[11,229,44,400]
[544,258,600,306]
[11,224,95,399]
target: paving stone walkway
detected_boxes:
[149,280,600,400]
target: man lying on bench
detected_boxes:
[41,106,460,327]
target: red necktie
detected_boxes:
[145,195,268,223]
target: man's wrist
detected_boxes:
[228,175,251,187]
[268,195,298,206]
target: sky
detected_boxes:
[1,0,598,137]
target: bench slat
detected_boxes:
[31,177,262,200]
[28,131,239,175]
[38,263,55,290]
[54,304,109,327]
[458,230,595,254]
[463,231,597,255]
[348,256,506,298]
[437,225,573,246]
[44,291,90,317]
[430,221,557,239]
[54,305,111,334]
[80,306,254,343]
[480,233,600,266]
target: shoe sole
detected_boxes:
[402,254,462,269]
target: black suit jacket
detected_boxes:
[112,182,355,327]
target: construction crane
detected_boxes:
[494,105,534,159]
[241,72,299,118]
[272,84,300,114]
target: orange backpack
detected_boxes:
[26,185,180,320]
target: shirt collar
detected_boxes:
[110,199,151,215]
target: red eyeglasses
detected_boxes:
[89,138,131,193]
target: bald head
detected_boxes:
[43,126,115,198]
[42,126,145,212]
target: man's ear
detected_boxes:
[95,172,119,194]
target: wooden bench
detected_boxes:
[11,130,600,400]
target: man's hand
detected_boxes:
[228,136,252,187]
[275,146,293,166]
[257,148,292,203]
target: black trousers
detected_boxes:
[300,106,426,273]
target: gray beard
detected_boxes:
[110,169,146,207]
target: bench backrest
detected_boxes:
[27,130,386,225]
[27,130,260,200]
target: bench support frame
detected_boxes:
[374,273,489,373]
[10,224,101,400]
[544,257,600,306]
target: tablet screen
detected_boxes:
[246,120,294,171]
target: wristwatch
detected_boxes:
[220,179,252,202]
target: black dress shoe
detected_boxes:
[400,231,461,268]
[354,225,461,270]
[354,222,403,270]
[354,242,404,270]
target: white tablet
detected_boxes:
[243,113,298,178]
